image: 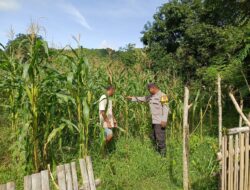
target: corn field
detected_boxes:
[2,0,248,187]
[0,26,216,181]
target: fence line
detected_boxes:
[221,127,250,190]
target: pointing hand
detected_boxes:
[126,96,133,100]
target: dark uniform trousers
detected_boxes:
[131,91,169,156]
[151,124,166,155]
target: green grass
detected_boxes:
[0,124,218,190]
[0,125,15,183]
[93,137,180,190]
[92,133,218,190]
[0,124,25,189]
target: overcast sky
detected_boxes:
[0,0,166,49]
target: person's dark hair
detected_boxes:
[147,83,158,89]
[106,85,115,91]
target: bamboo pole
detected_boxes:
[244,132,249,190]
[229,92,250,127]
[217,76,223,190]
[227,127,250,135]
[234,134,239,190]
[239,99,243,127]
[221,136,225,190]
[183,87,190,190]
[224,136,228,190]
[218,76,222,149]
[239,133,245,190]
[228,136,233,190]
[200,108,203,140]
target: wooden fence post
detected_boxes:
[229,92,250,127]
[86,156,96,190]
[0,182,15,190]
[6,182,15,190]
[217,75,223,190]
[79,159,90,190]
[183,87,190,190]
[239,99,243,127]
[218,75,222,148]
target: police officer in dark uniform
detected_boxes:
[127,83,169,156]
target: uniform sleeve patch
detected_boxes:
[160,95,168,103]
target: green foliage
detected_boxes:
[0,33,97,172]
[142,0,250,94]
[202,0,250,26]
[118,44,137,66]
[0,33,176,173]
[3,0,246,186]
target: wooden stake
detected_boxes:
[228,136,233,190]
[221,136,225,190]
[200,108,203,140]
[229,93,250,127]
[239,99,243,127]
[183,87,190,190]
[239,133,245,190]
[218,75,222,149]
[227,127,249,135]
[234,134,239,190]
[217,76,223,190]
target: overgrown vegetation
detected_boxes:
[0,0,250,189]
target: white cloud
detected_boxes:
[0,0,20,11]
[60,3,92,30]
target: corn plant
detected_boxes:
[55,44,94,158]
[0,43,23,132]
[21,32,50,171]
[0,25,191,175]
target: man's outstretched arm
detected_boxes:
[127,96,149,102]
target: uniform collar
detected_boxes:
[153,90,161,96]
[157,90,162,95]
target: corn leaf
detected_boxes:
[43,124,66,153]
[61,118,80,133]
